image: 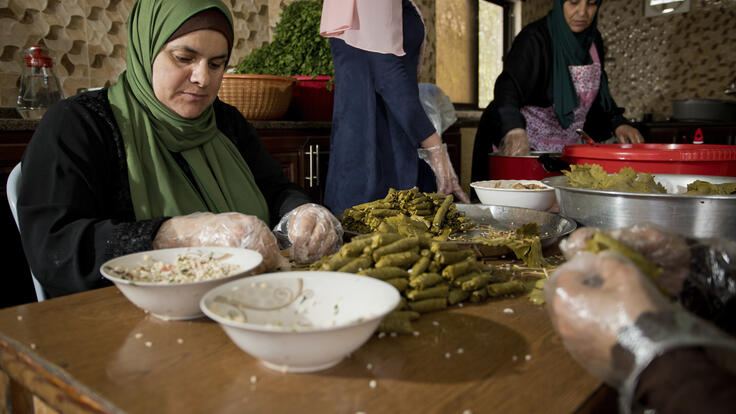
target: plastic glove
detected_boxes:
[498,128,530,156]
[417,143,470,203]
[153,212,287,272]
[545,250,736,413]
[560,224,736,335]
[559,223,691,297]
[273,203,343,264]
[419,83,457,137]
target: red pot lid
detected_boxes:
[562,144,736,162]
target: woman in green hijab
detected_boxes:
[471,0,644,182]
[18,0,342,299]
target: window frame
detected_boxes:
[471,0,515,109]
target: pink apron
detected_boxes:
[521,44,602,152]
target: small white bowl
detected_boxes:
[200,271,401,373]
[471,179,556,210]
[101,247,263,320]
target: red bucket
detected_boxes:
[488,152,563,180]
[289,75,334,121]
[562,144,736,177]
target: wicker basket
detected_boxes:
[218,74,294,120]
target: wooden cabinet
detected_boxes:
[0,131,32,192]
[256,124,332,204]
[257,123,463,205]
[0,128,36,308]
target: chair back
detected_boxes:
[6,163,46,302]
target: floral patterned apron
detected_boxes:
[521,44,601,152]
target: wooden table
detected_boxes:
[0,284,615,414]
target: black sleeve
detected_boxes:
[18,95,166,299]
[635,347,736,414]
[213,100,311,227]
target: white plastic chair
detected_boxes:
[7,163,46,301]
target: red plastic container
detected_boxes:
[562,144,736,177]
[290,75,334,121]
[488,152,563,180]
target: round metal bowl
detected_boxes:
[453,204,576,247]
[542,174,736,240]
[449,204,577,257]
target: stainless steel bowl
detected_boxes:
[542,174,736,240]
[454,203,577,248]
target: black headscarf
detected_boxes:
[546,0,612,129]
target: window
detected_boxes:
[435,0,515,109]
[478,0,508,109]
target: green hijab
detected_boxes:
[108,0,270,224]
[546,0,613,129]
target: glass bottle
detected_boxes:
[16,45,63,120]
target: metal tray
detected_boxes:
[542,174,736,240]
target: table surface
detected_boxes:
[0,282,605,414]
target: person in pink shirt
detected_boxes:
[320,0,469,214]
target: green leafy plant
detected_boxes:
[233,0,333,77]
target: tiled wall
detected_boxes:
[1,0,281,107]
[0,0,437,108]
[520,0,736,121]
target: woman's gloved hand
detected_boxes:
[274,203,343,264]
[546,250,736,413]
[418,143,470,203]
[153,212,286,272]
[559,224,691,297]
[545,250,670,385]
[498,128,530,156]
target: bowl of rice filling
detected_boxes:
[471,179,556,210]
[101,247,263,320]
[200,271,401,373]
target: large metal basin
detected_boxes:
[543,174,736,240]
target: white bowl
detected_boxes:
[101,247,263,320]
[200,271,401,373]
[471,179,556,210]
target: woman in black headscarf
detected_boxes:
[471,0,643,182]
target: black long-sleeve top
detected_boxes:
[17,89,311,299]
[471,18,628,182]
[635,347,736,414]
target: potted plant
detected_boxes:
[232,0,334,121]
